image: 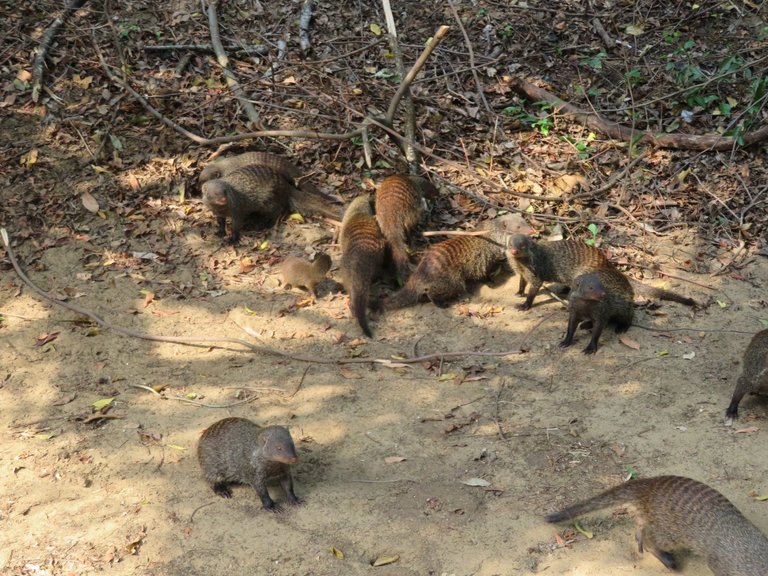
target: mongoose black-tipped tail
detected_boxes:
[350,287,372,337]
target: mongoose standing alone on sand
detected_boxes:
[560,268,634,354]
[202,165,339,244]
[197,417,300,512]
[280,252,332,297]
[340,196,386,337]
[384,236,507,310]
[507,234,696,310]
[545,475,768,575]
[725,329,768,422]
[374,174,435,280]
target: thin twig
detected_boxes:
[206,0,262,128]
[448,0,490,113]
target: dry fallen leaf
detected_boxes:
[340,370,362,379]
[372,555,399,567]
[735,426,759,434]
[384,456,406,464]
[81,192,100,213]
[618,335,640,350]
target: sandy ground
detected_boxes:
[2,217,767,576]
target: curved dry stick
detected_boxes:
[31,0,88,102]
[206,0,262,129]
[1,228,525,366]
[510,77,768,151]
[385,25,450,122]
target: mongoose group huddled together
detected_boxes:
[194,151,768,573]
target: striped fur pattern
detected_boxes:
[385,236,506,310]
[340,196,386,337]
[546,475,768,575]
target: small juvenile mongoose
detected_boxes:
[384,236,507,310]
[725,329,768,421]
[507,234,610,310]
[197,417,300,512]
[374,175,435,280]
[340,196,386,337]
[202,165,339,244]
[560,268,634,354]
[280,252,332,297]
[507,234,697,309]
[545,475,768,575]
[199,151,306,183]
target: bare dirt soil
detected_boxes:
[2,1,768,575]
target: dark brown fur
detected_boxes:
[546,475,768,575]
[340,196,386,337]
[281,253,332,297]
[726,329,768,421]
[199,151,306,183]
[560,268,634,354]
[506,234,610,310]
[384,236,506,310]
[507,234,696,309]
[201,164,339,244]
[374,175,435,280]
[197,417,300,512]
[201,165,294,243]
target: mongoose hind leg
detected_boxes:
[636,522,678,570]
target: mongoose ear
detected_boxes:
[258,433,268,447]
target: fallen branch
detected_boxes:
[144,43,269,56]
[205,0,263,129]
[382,0,419,168]
[1,227,525,365]
[510,77,768,151]
[299,0,313,55]
[31,0,88,102]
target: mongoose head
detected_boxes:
[201,181,230,208]
[199,164,223,183]
[572,273,606,302]
[258,427,299,465]
[507,233,533,257]
[313,252,332,275]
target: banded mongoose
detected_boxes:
[197,417,301,512]
[384,236,507,310]
[374,174,435,280]
[545,475,768,575]
[340,196,386,337]
[280,252,332,297]
[725,329,768,422]
[202,165,339,244]
[507,234,696,309]
[199,151,307,183]
[560,268,634,354]
[507,234,611,310]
